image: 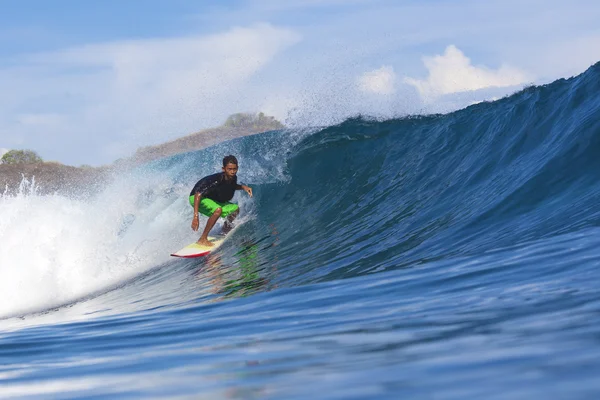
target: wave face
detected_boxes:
[1,63,600,398]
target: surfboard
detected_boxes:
[170,236,225,258]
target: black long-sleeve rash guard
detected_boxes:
[189,172,239,203]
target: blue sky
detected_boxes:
[1,0,599,165]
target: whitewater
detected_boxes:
[1,62,600,398]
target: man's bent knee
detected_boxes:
[213,207,222,217]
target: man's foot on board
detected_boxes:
[197,238,214,247]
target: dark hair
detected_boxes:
[223,155,238,167]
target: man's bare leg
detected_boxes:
[197,208,222,246]
[222,209,239,235]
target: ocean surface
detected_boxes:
[1,62,600,399]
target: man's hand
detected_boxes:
[191,214,199,231]
[242,185,253,198]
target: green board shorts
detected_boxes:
[189,196,239,218]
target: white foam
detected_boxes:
[0,173,192,318]
[0,130,306,319]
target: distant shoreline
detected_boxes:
[0,113,284,196]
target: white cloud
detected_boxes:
[0,24,301,165]
[404,45,531,101]
[0,148,8,159]
[358,66,397,95]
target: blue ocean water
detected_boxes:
[1,62,600,398]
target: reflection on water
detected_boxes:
[198,224,280,300]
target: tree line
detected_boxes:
[1,149,43,165]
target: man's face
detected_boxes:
[223,162,238,179]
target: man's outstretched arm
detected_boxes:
[236,184,253,197]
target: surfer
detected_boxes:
[189,155,253,247]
